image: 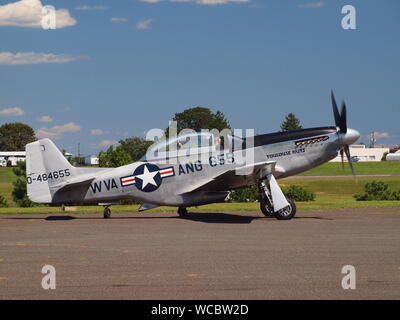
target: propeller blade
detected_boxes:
[331,91,341,129]
[340,149,344,170]
[344,145,355,176]
[340,101,347,133]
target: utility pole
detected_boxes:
[370,131,376,148]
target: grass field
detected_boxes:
[0,167,17,183]
[0,163,399,215]
[298,161,400,176]
[281,176,400,195]
[0,183,13,203]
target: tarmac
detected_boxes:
[0,208,399,300]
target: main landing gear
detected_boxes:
[103,206,111,219]
[258,178,297,220]
[177,207,189,218]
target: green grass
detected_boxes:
[0,183,13,203]
[281,176,400,196]
[0,167,17,183]
[298,162,400,176]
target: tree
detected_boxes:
[0,195,8,208]
[0,122,36,151]
[167,107,231,134]
[280,113,303,132]
[12,161,36,207]
[98,145,132,168]
[119,137,153,162]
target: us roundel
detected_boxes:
[134,163,163,192]
[120,163,175,192]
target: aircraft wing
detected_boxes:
[177,161,278,195]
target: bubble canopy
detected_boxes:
[142,131,243,161]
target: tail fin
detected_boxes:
[26,139,75,203]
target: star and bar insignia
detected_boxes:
[120,163,175,193]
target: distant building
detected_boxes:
[0,151,26,167]
[330,144,389,162]
[0,150,73,167]
[64,152,73,159]
[85,155,99,166]
[386,150,400,161]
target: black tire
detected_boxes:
[103,207,111,219]
[259,197,274,217]
[178,207,188,218]
[275,199,296,220]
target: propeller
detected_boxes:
[331,91,355,176]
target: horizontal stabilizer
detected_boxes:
[51,175,96,193]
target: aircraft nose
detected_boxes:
[341,128,360,145]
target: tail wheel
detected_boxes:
[275,199,296,220]
[259,197,274,217]
[103,207,111,219]
[178,207,188,218]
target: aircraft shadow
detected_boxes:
[3,213,331,223]
[4,213,265,224]
[180,212,267,224]
[45,216,76,221]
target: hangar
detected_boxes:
[330,144,389,162]
[0,151,26,167]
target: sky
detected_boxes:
[0,0,399,156]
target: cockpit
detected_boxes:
[142,131,243,161]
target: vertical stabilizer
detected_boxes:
[25,139,75,203]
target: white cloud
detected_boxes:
[374,132,391,139]
[0,107,25,116]
[0,52,88,65]
[111,17,129,23]
[75,5,108,11]
[99,140,119,147]
[136,18,153,29]
[0,0,76,28]
[91,129,104,136]
[36,122,81,139]
[36,115,53,122]
[298,2,325,8]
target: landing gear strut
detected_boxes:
[103,206,111,219]
[258,179,296,220]
[178,207,188,218]
[259,181,274,217]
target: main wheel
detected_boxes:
[178,207,188,218]
[275,199,296,220]
[103,207,111,219]
[259,197,274,217]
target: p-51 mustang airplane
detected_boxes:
[26,92,359,220]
